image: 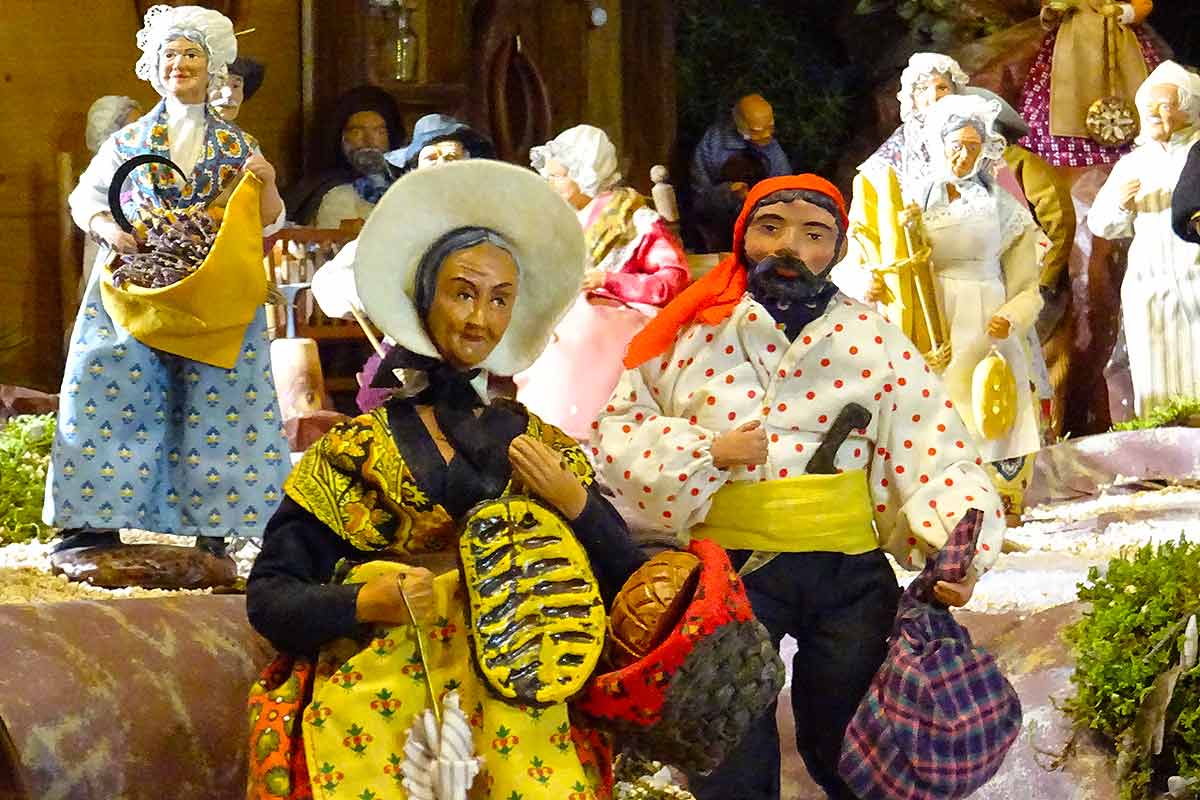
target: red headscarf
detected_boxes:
[624,174,848,369]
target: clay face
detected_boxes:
[209,73,244,121]
[913,73,954,113]
[425,242,519,369]
[734,95,775,147]
[743,198,842,276]
[160,37,209,103]
[543,157,591,210]
[342,110,390,156]
[417,139,467,169]
[1141,83,1191,142]
[944,125,984,178]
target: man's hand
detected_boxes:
[582,268,606,292]
[1119,178,1142,211]
[509,435,588,520]
[933,567,978,607]
[712,420,768,469]
[987,315,1012,339]
[89,212,139,253]
[356,566,436,626]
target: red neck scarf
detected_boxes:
[624,174,847,369]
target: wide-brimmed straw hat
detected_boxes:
[354,159,586,377]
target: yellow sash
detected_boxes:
[694,470,878,554]
[100,172,266,369]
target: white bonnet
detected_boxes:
[85,95,141,153]
[922,93,1008,176]
[899,52,970,122]
[134,4,237,97]
[529,124,621,199]
[1134,60,1200,142]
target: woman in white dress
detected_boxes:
[917,95,1044,512]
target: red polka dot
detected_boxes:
[859,314,868,320]
[591,421,600,430]
[692,450,702,458]
[691,488,700,496]
[705,368,715,377]
[766,343,777,353]
[677,360,685,368]
[874,336,883,344]
[854,448,861,458]
[643,486,652,494]
[771,434,780,443]
[929,500,937,509]
[678,473,687,482]
[849,346,859,355]
[835,324,844,332]
[903,440,913,449]
[605,455,613,464]
[881,478,889,487]
[912,414,921,423]
[635,413,645,422]
[922,520,932,528]
[605,404,615,413]
[660,361,669,371]
[820,358,831,367]
[725,346,735,355]
[806,392,816,400]
[903,351,912,360]
[689,416,698,425]
[793,369,803,377]
[662,510,672,519]
[706,396,716,406]
[907,536,917,545]
[638,501,645,509]
[705,333,714,342]
[835,380,844,388]
[725,375,735,384]
[920,475,929,483]
[937,424,946,432]
[622,425,631,434]
[779,468,789,477]
[666,495,676,502]
[884,383,893,393]
[818,415,828,424]
[956,440,965,449]
[803,335,812,345]
[778,369,786,378]
[945,400,954,409]
[591,448,599,456]
[982,543,991,551]
[748,390,757,399]
[794,443,804,452]
[622,470,631,480]
[748,312,758,322]
[777,403,788,412]
[747,464,756,471]
[945,478,954,487]
[874,392,882,401]
[642,450,652,459]
[922,389,931,398]
[895,465,906,474]
[728,412,737,421]
[876,504,887,512]
[966,495,975,502]
[928,448,937,456]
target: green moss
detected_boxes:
[0,414,56,545]
[1112,396,1200,432]
[1064,538,1200,797]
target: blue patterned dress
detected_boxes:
[45,101,291,539]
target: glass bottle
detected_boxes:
[393,5,419,83]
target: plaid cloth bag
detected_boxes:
[838,509,1022,799]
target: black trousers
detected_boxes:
[688,549,900,800]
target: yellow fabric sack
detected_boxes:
[100,172,266,369]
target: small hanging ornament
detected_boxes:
[1086,16,1139,147]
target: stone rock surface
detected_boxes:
[50,544,238,590]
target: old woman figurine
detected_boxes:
[245,160,645,800]
[919,94,1044,514]
[516,124,689,442]
[49,4,289,559]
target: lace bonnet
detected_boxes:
[134,4,237,97]
[530,125,622,199]
[899,53,970,123]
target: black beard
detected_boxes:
[348,147,389,177]
[746,253,834,308]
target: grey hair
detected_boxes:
[940,114,989,146]
[412,226,520,320]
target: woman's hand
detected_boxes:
[89,212,139,253]
[933,567,978,607]
[1119,179,1142,211]
[712,420,768,469]
[355,566,436,626]
[243,153,278,188]
[987,315,1012,339]
[582,268,607,292]
[509,435,588,520]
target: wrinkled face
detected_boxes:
[913,73,954,113]
[735,103,775,147]
[543,157,590,209]
[944,125,984,178]
[417,139,468,169]
[426,242,519,369]
[160,37,209,103]
[1141,83,1191,142]
[209,73,245,121]
[743,198,842,276]
[342,110,390,156]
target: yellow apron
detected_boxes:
[693,470,878,555]
[303,560,605,800]
[100,172,266,369]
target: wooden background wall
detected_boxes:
[0,0,674,393]
[0,0,302,391]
